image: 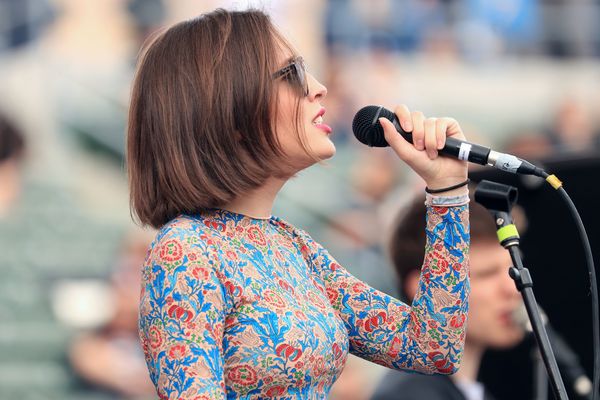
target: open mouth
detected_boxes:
[312,108,325,125]
[312,108,332,134]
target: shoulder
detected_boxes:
[272,215,323,253]
[272,216,344,278]
[371,371,463,400]
[271,216,306,239]
[148,214,223,267]
[156,213,223,242]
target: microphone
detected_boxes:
[352,105,546,178]
[513,305,593,399]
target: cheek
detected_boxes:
[466,285,524,347]
[466,291,486,321]
[274,90,305,155]
[465,285,497,332]
[276,123,300,154]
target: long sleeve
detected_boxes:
[139,223,230,399]
[297,204,469,374]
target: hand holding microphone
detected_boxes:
[361,104,469,195]
[353,105,546,179]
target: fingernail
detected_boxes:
[402,119,413,132]
[437,139,444,149]
[416,139,424,149]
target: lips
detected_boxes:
[312,108,332,134]
[312,108,325,122]
[499,311,514,325]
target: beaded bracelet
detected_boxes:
[425,178,470,194]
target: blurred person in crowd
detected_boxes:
[129,9,472,399]
[0,111,25,218]
[320,55,357,145]
[0,0,55,51]
[456,0,539,61]
[126,0,166,42]
[546,97,600,154]
[541,0,600,58]
[324,149,401,295]
[324,0,450,53]
[68,230,156,399]
[372,190,525,400]
[503,128,553,161]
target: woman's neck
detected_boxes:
[221,177,287,219]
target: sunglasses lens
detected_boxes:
[293,59,308,96]
[274,58,308,96]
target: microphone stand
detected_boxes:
[534,348,550,400]
[475,180,569,400]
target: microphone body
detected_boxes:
[352,105,544,177]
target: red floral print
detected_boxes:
[168,344,188,359]
[247,226,267,246]
[227,364,258,386]
[159,240,183,262]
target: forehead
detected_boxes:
[275,50,296,68]
[470,241,511,269]
[272,32,298,65]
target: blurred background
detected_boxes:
[1,0,599,399]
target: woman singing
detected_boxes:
[128,8,470,400]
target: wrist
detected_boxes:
[432,186,469,197]
[425,191,470,207]
[425,175,468,189]
[425,178,470,196]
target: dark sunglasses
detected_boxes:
[272,57,308,96]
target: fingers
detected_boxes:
[388,105,465,160]
[435,119,448,150]
[404,109,439,160]
[380,117,415,160]
[393,104,412,132]
[394,104,464,159]
[443,117,466,141]
[424,118,438,159]
[410,111,425,151]
[385,105,467,185]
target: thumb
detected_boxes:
[380,117,415,160]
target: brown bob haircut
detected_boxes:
[389,189,498,302]
[127,9,306,228]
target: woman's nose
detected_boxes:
[307,74,327,101]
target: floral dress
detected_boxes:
[139,205,469,399]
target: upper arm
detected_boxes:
[139,224,229,399]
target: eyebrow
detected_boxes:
[471,264,503,278]
[273,58,297,79]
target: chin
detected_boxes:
[488,331,525,349]
[317,141,336,160]
[321,147,336,160]
[287,141,336,171]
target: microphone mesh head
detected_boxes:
[352,105,394,147]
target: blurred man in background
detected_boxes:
[372,191,525,400]
[0,111,25,218]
